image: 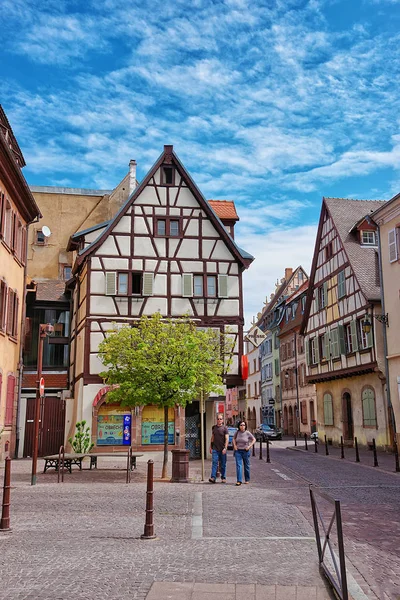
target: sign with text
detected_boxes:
[97,413,131,446]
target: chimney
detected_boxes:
[285,268,293,281]
[129,159,137,194]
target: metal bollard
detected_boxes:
[324,435,329,456]
[141,460,156,539]
[259,438,263,460]
[314,438,318,453]
[0,457,11,532]
[304,433,308,451]
[266,438,271,464]
[372,438,379,467]
[340,436,345,459]
[58,446,65,483]
[252,443,255,457]
[394,438,400,473]
[354,437,360,463]
[126,447,132,484]
[294,432,297,447]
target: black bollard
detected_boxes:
[266,438,271,463]
[294,432,297,447]
[0,457,11,531]
[304,433,308,451]
[141,460,156,539]
[324,435,329,456]
[372,438,379,467]
[58,446,65,484]
[340,435,345,459]
[354,437,360,463]
[252,443,255,457]
[314,438,318,453]
[126,447,132,484]
[259,437,263,460]
[394,438,400,473]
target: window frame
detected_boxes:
[154,216,182,238]
[160,166,175,186]
[117,272,129,295]
[361,230,376,246]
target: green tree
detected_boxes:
[99,313,229,478]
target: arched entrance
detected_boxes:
[288,405,294,436]
[342,392,353,441]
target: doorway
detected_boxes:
[24,396,66,457]
[342,392,353,441]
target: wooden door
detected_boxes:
[24,396,65,457]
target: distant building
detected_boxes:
[0,105,41,460]
[301,197,390,449]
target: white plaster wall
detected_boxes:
[207,262,217,272]
[102,258,129,270]
[227,276,239,297]
[135,237,156,257]
[170,207,180,216]
[116,298,129,315]
[158,188,167,206]
[218,300,240,316]
[202,240,215,259]
[230,264,238,275]
[219,263,229,274]
[184,219,199,236]
[131,300,145,316]
[154,238,166,257]
[90,353,104,375]
[170,261,180,273]
[135,186,159,205]
[181,261,203,272]
[86,227,106,243]
[134,217,148,234]
[227,355,239,375]
[90,295,117,314]
[91,257,101,269]
[169,239,180,257]
[177,239,199,258]
[171,298,194,316]
[202,220,219,237]
[211,241,234,261]
[145,259,158,271]
[91,322,101,331]
[82,383,103,427]
[158,260,167,272]
[142,297,167,315]
[91,271,105,294]
[97,237,119,256]
[115,236,130,256]
[171,274,182,295]
[113,216,131,233]
[175,187,198,208]
[154,274,167,295]
[132,259,143,270]
[91,331,104,352]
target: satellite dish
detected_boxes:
[42,225,52,237]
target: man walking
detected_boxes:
[209,414,229,483]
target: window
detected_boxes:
[0,279,7,331]
[319,333,329,361]
[207,276,217,297]
[157,220,166,236]
[132,272,142,295]
[323,393,334,425]
[361,230,376,246]
[358,319,373,349]
[162,166,174,185]
[155,217,181,237]
[301,295,306,313]
[253,359,256,373]
[325,241,333,260]
[63,266,72,280]
[170,220,179,236]
[118,273,128,295]
[309,337,319,365]
[194,275,203,297]
[337,270,346,299]
[35,229,46,245]
[362,388,377,427]
[345,321,358,354]
[0,192,5,237]
[6,289,19,338]
[247,384,251,398]
[291,303,296,318]
[301,401,308,424]
[388,228,399,263]
[319,281,328,309]
[330,328,340,359]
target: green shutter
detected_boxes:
[324,333,330,360]
[105,272,116,296]
[323,281,328,307]
[338,325,346,355]
[142,273,154,296]
[314,290,319,312]
[330,328,339,358]
[350,320,358,351]
[306,341,311,366]
[314,338,320,363]
[218,274,228,298]
[182,274,193,297]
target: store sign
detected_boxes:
[141,421,174,445]
[97,413,131,446]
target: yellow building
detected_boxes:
[0,106,41,460]
[372,194,400,448]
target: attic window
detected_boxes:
[161,166,174,185]
[35,230,47,245]
[361,231,376,246]
[325,242,333,260]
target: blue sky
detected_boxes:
[2,0,400,326]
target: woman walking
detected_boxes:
[232,420,256,486]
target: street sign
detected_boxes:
[39,377,45,397]
[245,326,267,347]
[268,398,275,405]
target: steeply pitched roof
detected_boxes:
[35,280,69,302]
[75,145,253,270]
[324,197,385,301]
[208,200,239,221]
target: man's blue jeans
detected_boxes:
[235,449,250,483]
[211,449,227,480]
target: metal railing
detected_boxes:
[309,485,348,600]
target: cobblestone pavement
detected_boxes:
[0,448,398,600]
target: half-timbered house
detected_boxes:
[301,197,390,449]
[67,145,253,453]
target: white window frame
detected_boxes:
[361,230,376,246]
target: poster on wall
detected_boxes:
[97,407,131,446]
[141,405,175,445]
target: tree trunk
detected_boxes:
[161,405,169,479]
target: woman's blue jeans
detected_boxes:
[235,449,250,483]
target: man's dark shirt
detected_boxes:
[212,424,228,451]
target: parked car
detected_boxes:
[227,427,238,449]
[254,424,282,442]
[310,431,318,441]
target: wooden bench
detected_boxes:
[87,452,143,471]
[43,454,86,474]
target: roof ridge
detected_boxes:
[324,196,386,203]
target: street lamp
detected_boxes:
[31,323,54,485]
[362,313,389,334]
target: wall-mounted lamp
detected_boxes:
[362,312,389,334]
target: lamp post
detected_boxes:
[31,323,54,486]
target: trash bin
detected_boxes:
[170,449,189,483]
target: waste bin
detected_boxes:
[170,449,189,483]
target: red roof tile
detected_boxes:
[208,200,239,221]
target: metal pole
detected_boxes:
[141,460,156,539]
[340,436,345,459]
[372,438,379,467]
[294,332,300,438]
[31,327,45,486]
[126,447,131,484]
[394,437,400,473]
[252,442,255,457]
[266,438,270,463]
[200,391,205,482]
[335,499,349,600]
[304,433,308,451]
[324,435,329,456]
[58,446,65,484]
[314,438,318,453]
[293,431,297,447]
[0,457,11,531]
[259,437,263,460]
[354,437,360,463]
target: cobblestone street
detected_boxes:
[0,445,399,600]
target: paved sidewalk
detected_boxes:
[0,453,379,600]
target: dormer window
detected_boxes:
[361,231,376,246]
[161,166,174,185]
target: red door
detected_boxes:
[24,396,65,457]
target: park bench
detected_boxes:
[87,452,143,470]
[43,453,85,474]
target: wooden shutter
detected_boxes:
[0,280,6,331]
[323,281,328,307]
[13,294,19,338]
[6,289,14,335]
[350,320,358,351]
[314,290,319,312]
[142,273,154,296]
[5,374,16,426]
[182,274,193,297]
[218,274,228,298]
[338,325,346,355]
[105,272,116,295]
[388,229,398,263]
[323,333,330,360]
[314,338,320,364]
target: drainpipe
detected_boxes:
[129,160,137,195]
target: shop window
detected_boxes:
[97,404,131,446]
[141,405,175,445]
